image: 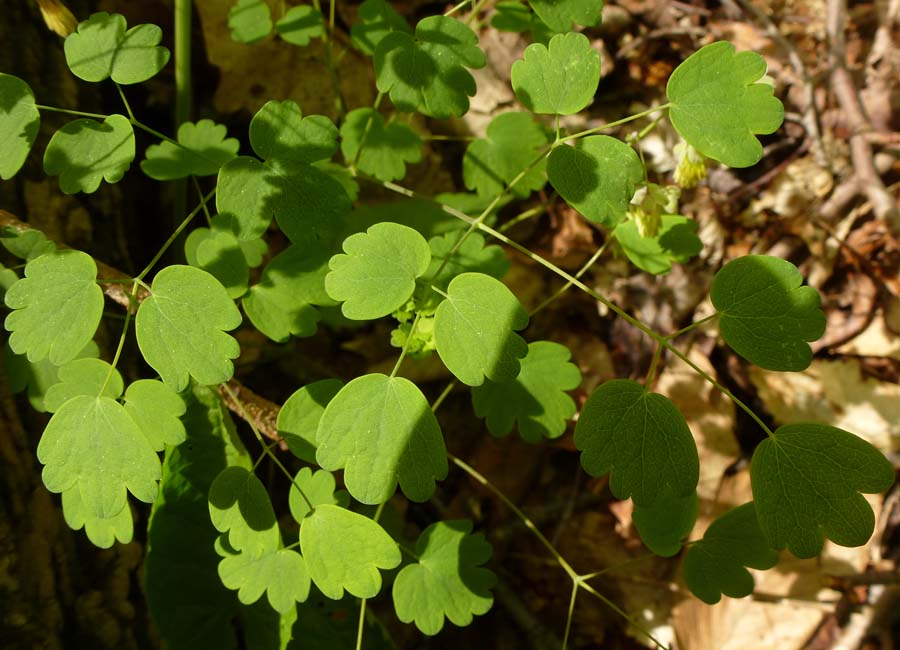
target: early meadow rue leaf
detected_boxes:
[471,340,581,442]
[4,250,104,365]
[184,227,250,299]
[249,100,338,165]
[0,227,56,261]
[278,379,343,463]
[218,546,311,614]
[0,74,40,180]
[275,5,325,45]
[208,466,280,556]
[418,232,510,312]
[288,467,349,523]
[316,373,448,504]
[64,12,170,84]
[326,222,432,320]
[613,214,702,275]
[683,502,778,604]
[43,115,135,194]
[62,486,133,548]
[710,255,825,371]
[135,265,243,392]
[511,32,600,115]
[38,394,161,518]
[340,108,422,182]
[351,0,411,55]
[392,520,496,635]
[492,2,534,33]
[4,340,99,413]
[300,504,402,599]
[43,357,123,412]
[433,272,529,386]
[123,379,187,451]
[141,119,239,180]
[548,135,642,227]
[527,0,603,32]
[667,41,784,168]
[228,0,272,43]
[374,15,486,119]
[632,486,697,557]
[574,379,699,506]
[463,112,549,198]
[751,423,895,559]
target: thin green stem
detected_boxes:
[665,313,717,341]
[99,281,139,395]
[325,0,346,117]
[497,202,549,234]
[464,0,491,25]
[174,0,192,126]
[430,381,456,413]
[390,312,421,378]
[644,341,664,388]
[34,104,109,120]
[422,133,477,142]
[576,580,667,650]
[135,188,215,281]
[193,176,214,225]
[131,120,181,148]
[114,83,136,122]
[561,582,579,650]
[560,104,671,143]
[348,92,384,170]
[444,0,471,16]
[355,597,367,650]
[528,236,612,315]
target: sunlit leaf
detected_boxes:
[351,0,411,55]
[511,32,600,115]
[218,544,311,614]
[288,467,349,523]
[0,74,40,180]
[43,115,135,194]
[141,119,239,180]
[43,357,123,412]
[62,486,133,548]
[278,379,343,463]
[463,112,549,198]
[340,108,422,182]
[228,0,272,43]
[123,379,187,451]
[527,0,603,32]
[208,466,280,557]
[614,214,702,275]
[276,5,325,46]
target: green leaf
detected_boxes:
[186,227,251,299]
[426,232,510,291]
[317,374,447,504]
[209,466,280,556]
[433,273,529,386]
[751,423,895,559]
[62,486,133,548]
[219,546,311,614]
[351,0,411,55]
[135,265,243,392]
[38,395,160,518]
[710,255,825,371]
[375,15,486,119]
[249,100,338,166]
[123,379,187,451]
[278,379,343,463]
[667,41,784,168]
[392,520,495,635]
[511,32,600,115]
[683,502,779,604]
[463,112,549,198]
[527,0,603,32]
[614,214,702,275]
[471,340,580,442]
[43,115,135,194]
[0,74,40,180]
[574,379,699,506]
[548,135,642,226]
[0,227,56,261]
[43,357,123,412]
[300,504,401,599]
[4,250,104,365]
[276,5,324,45]
[326,222,431,320]
[632,487,697,557]
[289,467,349,523]
[340,108,421,182]
[229,0,273,43]
[4,340,99,412]
[492,2,534,32]
[141,119,239,180]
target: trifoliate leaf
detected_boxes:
[300,504,402,599]
[433,273,529,386]
[326,222,431,320]
[340,108,422,182]
[683,502,779,604]
[4,340,99,412]
[574,379,699,506]
[219,545,311,614]
[511,32,600,115]
[463,112,549,198]
[632,486,697,557]
[228,0,272,43]
[277,379,343,463]
[667,41,784,167]
[250,100,338,166]
[43,358,123,412]
[710,255,825,371]
[62,486,133,548]
[351,0,411,55]
[64,12,170,84]
[135,265,242,392]
[209,466,280,556]
[276,5,324,45]
[751,423,895,559]
[375,16,486,119]
[38,395,160,518]
[392,520,495,635]
[317,374,447,504]
[123,379,187,451]
[471,341,580,442]
[0,227,56,261]
[141,119,239,180]
[0,74,40,180]
[289,467,349,523]
[189,227,250,299]
[548,135,642,226]
[4,250,104,365]
[43,115,135,194]
[614,214,702,275]
[527,0,603,32]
